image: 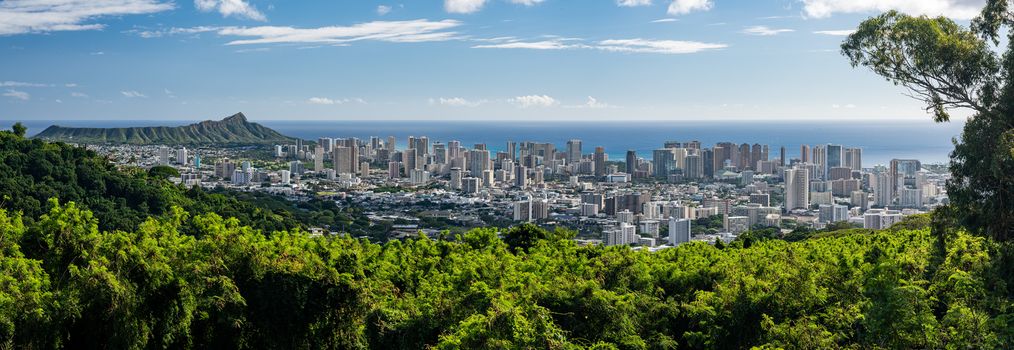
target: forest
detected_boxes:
[1,126,1013,349]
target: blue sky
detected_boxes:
[0,0,988,121]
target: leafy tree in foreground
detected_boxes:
[841,4,1013,241]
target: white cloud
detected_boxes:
[121,90,146,98]
[618,0,652,7]
[308,97,338,105]
[2,89,29,100]
[508,0,545,6]
[667,0,713,15]
[0,81,48,87]
[433,97,486,107]
[813,29,855,36]
[510,94,558,108]
[445,0,486,13]
[194,0,266,21]
[596,38,727,54]
[566,96,616,109]
[307,97,366,105]
[132,26,220,38]
[474,39,584,50]
[651,18,678,23]
[742,26,794,36]
[71,92,88,98]
[799,0,985,20]
[444,0,544,13]
[377,5,392,15]
[474,37,726,54]
[0,0,173,36]
[216,19,462,45]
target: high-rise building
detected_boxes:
[845,148,863,171]
[812,145,826,179]
[468,149,491,177]
[784,167,810,212]
[851,191,869,211]
[403,148,418,172]
[890,159,922,199]
[432,143,447,164]
[738,143,752,170]
[825,144,843,180]
[386,136,396,152]
[779,146,786,166]
[175,147,188,165]
[668,217,692,246]
[900,188,924,208]
[829,166,852,181]
[506,140,517,162]
[158,146,170,166]
[514,165,528,188]
[513,200,532,222]
[334,146,353,174]
[566,139,582,164]
[800,144,811,164]
[625,150,637,174]
[215,159,236,179]
[653,148,676,178]
[685,154,703,179]
[751,144,763,168]
[319,137,334,153]
[314,145,324,172]
[874,171,893,207]
[818,204,849,223]
[593,147,606,177]
[388,161,401,179]
[449,167,463,189]
[702,148,715,178]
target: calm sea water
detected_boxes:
[12,119,965,166]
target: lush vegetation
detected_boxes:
[32,112,297,145]
[0,126,365,235]
[1,200,1010,349]
[3,2,1014,347]
[843,2,1013,240]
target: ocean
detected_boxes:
[11,119,965,166]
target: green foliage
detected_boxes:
[0,199,1010,348]
[10,123,26,138]
[148,165,180,179]
[0,132,368,235]
[502,222,551,252]
[842,3,1013,240]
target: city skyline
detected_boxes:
[0,0,986,121]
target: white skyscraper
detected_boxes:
[784,167,810,212]
[668,217,691,246]
[314,145,324,172]
[158,146,170,166]
[175,147,187,165]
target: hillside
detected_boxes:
[1,126,1012,349]
[0,126,368,234]
[32,112,298,145]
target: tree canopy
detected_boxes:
[842,3,1013,241]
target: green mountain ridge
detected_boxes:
[32,112,299,145]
